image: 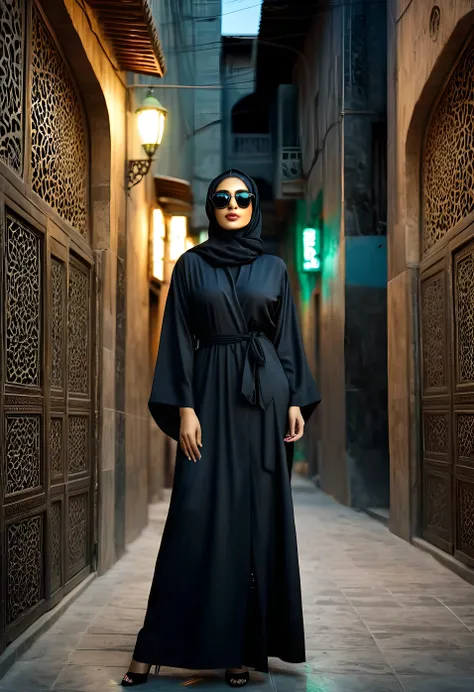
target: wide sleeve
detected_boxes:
[148,255,195,441]
[274,264,321,422]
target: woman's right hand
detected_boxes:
[179,408,202,462]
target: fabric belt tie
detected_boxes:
[199,332,272,410]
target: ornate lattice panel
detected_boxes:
[7,515,43,625]
[424,412,449,457]
[51,258,65,389]
[30,6,88,237]
[421,272,447,391]
[50,417,63,478]
[454,242,474,385]
[0,0,25,174]
[458,480,474,558]
[68,415,88,475]
[68,493,87,577]
[6,212,41,386]
[5,415,41,496]
[50,502,62,592]
[423,43,474,252]
[424,473,450,538]
[68,261,89,395]
[457,414,474,466]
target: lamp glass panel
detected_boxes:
[138,108,166,147]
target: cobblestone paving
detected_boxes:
[1,478,474,691]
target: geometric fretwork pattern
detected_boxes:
[68,262,89,395]
[51,258,65,389]
[424,413,449,456]
[455,243,474,384]
[68,493,87,576]
[68,415,88,474]
[425,475,449,534]
[50,502,62,592]
[7,515,43,625]
[30,7,88,237]
[6,213,41,386]
[457,414,474,465]
[5,416,41,496]
[423,43,474,253]
[0,0,25,174]
[50,417,63,478]
[458,481,474,553]
[421,273,446,390]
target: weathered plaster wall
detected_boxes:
[342,0,388,509]
[192,0,223,231]
[296,5,347,504]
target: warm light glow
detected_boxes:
[169,216,187,261]
[185,237,195,250]
[302,227,321,272]
[138,108,166,148]
[151,208,166,281]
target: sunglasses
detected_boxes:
[210,190,255,209]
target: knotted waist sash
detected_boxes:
[199,331,273,410]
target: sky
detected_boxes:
[221,0,263,36]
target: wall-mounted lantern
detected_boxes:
[301,226,321,272]
[129,90,167,191]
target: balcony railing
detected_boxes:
[232,134,272,157]
[276,147,305,199]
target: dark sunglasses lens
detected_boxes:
[235,192,253,208]
[212,192,230,208]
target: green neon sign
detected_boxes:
[302,226,321,272]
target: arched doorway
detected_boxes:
[420,36,474,566]
[1,1,96,651]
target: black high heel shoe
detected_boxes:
[121,664,160,687]
[225,668,250,687]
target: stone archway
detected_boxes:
[418,36,474,566]
[403,22,474,566]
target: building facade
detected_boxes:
[387,0,474,574]
[127,0,224,501]
[258,0,389,505]
[0,0,168,658]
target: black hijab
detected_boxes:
[189,169,264,267]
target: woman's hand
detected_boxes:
[179,408,202,462]
[284,406,305,443]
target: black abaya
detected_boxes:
[133,250,320,672]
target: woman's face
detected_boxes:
[213,177,253,231]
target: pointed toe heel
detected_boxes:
[121,665,160,687]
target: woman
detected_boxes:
[122,170,320,688]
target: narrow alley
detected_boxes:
[1,479,473,692]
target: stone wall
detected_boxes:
[387,0,474,539]
[59,0,131,570]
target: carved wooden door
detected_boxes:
[0,1,95,653]
[420,38,474,567]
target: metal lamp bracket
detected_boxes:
[128,158,152,191]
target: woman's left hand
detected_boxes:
[285,406,305,442]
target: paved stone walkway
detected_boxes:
[1,478,474,692]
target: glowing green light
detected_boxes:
[302,227,321,273]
